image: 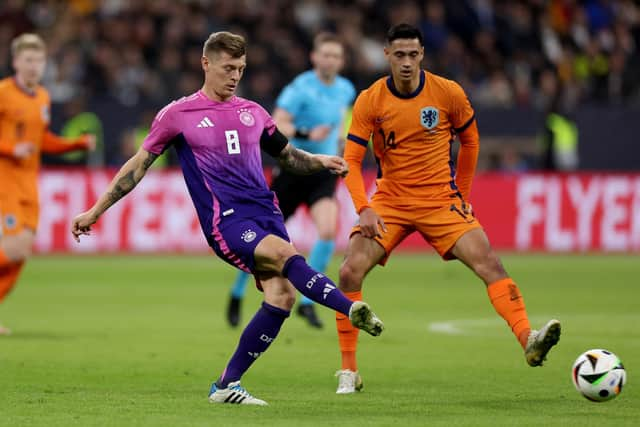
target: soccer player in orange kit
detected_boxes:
[334,24,561,393]
[0,34,95,335]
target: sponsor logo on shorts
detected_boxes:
[247,351,262,359]
[238,108,255,127]
[241,229,257,243]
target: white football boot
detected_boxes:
[525,319,561,366]
[335,369,363,394]
[208,381,268,406]
[348,301,384,336]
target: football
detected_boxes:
[572,349,626,402]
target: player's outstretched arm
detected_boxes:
[277,143,348,177]
[71,147,158,242]
[41,131,96,154]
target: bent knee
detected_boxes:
[339,260,365,291]
[272,246,298,272]
[474,251,507,283]
[267,287,296,311]
[283,290,296,310]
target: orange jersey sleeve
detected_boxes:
[448,80,479,201]
[343,142,369,213]
[41,131,90,154]
[344,90,374,213]
[346,90,374,143]
[0,85,15,157]
[456,120,479,201]
[448,80,475,131]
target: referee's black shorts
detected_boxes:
[271,168,338,220]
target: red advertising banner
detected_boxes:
[34,170,640,253]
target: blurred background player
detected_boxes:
[71,31,383,405]
[334,24,561,393]
[0,33,95,335]
[226,32,356,329]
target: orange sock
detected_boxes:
[336,290,361,371]
[487,278,531,349]
[0,261,24,302]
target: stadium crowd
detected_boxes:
[1,0,639,165]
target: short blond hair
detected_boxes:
[203,31,246,58]
[313,32,343,51]
[11,33,46,57]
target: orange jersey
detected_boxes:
[0,77,88,203]
[344,70,479,212]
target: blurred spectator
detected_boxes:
[539,96,580,171]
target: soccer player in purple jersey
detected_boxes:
[71,32,384,406]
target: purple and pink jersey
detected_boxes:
[143,91,290,273]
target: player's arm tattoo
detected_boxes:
[278,144,323,175]
[96,151,158,215]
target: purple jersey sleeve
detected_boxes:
[142,102,179,154]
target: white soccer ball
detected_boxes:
[572,349,626,402]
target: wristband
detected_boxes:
[294,128,310,140]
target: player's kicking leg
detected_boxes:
[449,228,561,366]
[335,233,387,393]
[209,233,383,405]
[254,235,383,337]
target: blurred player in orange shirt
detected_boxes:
[334,24,561,393]
[0,34,95,335]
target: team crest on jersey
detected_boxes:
[4,214,17,230]
[420,107,439,130]
[238,108,255,127]
[242,229,257,243]
[41,105,50,123]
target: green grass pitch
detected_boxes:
[0,254,638,426]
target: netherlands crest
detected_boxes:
[4,214,17,230]
[420,107,439,130]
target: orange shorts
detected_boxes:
[0,195,39,237]
[351,193,482,265]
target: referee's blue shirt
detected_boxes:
[276,70,356,156]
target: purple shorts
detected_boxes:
[207,213,290,274]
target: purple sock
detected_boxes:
[217,302,289,388]
[282,255,353,316]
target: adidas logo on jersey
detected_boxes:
[197,117,215,128]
